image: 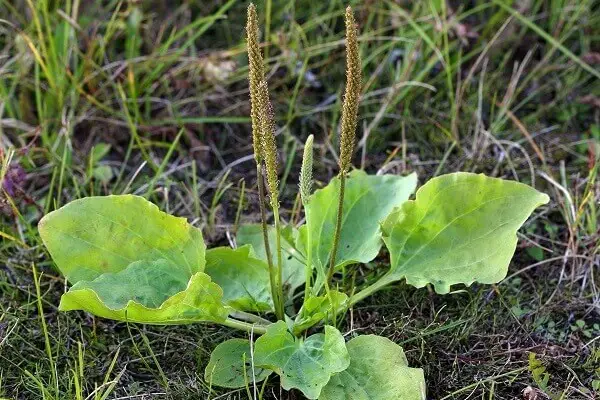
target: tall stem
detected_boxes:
[257,164,284,320]
[325,5,361,286]
[272,206,285,320]
[303,211,313,299]
[326,173,346,283]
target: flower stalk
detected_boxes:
[246,3,285,320]
[326,6,362,284]
[257,80,285,320]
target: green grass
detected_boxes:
[1,0,599,398]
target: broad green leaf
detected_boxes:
[204,338,272,389]
[38,195,222,325]
[205,246,273,312]
[67,258,189,309]
[59,260,228,324]
[237,224,305,295]
[293,291,348,334]
[320,335,425,400]
[39,195,205,283]
[297,170,417,282]
[254,321,350,399]
[382,173,550,294]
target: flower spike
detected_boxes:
[246,3,264,162]
[257,80,280,209]
[339,6,361,173]
[246,3,285,320]
[299,134,314,205]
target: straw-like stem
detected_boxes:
[256,81,285,320]
[327,6,361,285]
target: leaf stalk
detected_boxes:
[222,318,268,335]
[348,274,391,307]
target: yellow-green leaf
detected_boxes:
[320,335,425,400]
[294,291,348,334]
[237,224,306,295]
[205,246,273,312]
[60,260,228,324]
[39,195,205,283]
[382,173,549,293]
[205,338,272,388]
[39,195,225,325]
[254,321,349,399]
[297,170,417,285]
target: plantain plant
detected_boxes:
[37,5,550,399]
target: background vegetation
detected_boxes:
[0,0,598,398]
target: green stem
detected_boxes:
[325,275,392,323]
[303,208,313,300]
[222,318,268,335]
[272,206,285,320]
[256,164,284,320]
[326,173,346,284]
[229,310,271,326]
[348,274,391,307]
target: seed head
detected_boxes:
[299,135,314,205]
[246,3,264,162]
[339,6,361,174]
[257,80,280,208]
